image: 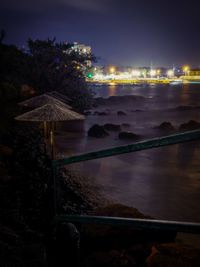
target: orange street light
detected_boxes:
[109,66,116,74]
[183,66,190,76]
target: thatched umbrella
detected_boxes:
[15,103,85,159]
[47,91,72,104]
[18,93,72,110]
[18,94,73,137]
[15,103,85,216]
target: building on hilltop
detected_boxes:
[71,42,92,56]
[65,42,92,67]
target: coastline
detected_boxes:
[56,85,200,222]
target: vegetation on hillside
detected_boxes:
[0,33,97,265]
[0,35,95,112]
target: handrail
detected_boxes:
[53,129,200,167]
[54,129,200,234]
[57,215,200,234]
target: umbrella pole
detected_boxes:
[50,122,57,215]
[52,165,57,216]
[43,121,47,138]
[50,125,54,160]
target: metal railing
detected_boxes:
[53,129,200,234]
[53,129,200,167]
[57,215,200,234]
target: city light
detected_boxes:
[183,65,190,76]
[93,74,103,80]
[141,69,147,78]
[167,69,174,78]
[156,69,161,75]
[86,65,199,83]
[150,69,156,77]
[109,66,116,74]
[119,72,132,79]
[132,70,141,77]
[87,72,93,79]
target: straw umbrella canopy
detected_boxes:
[18,94,72,110]
[15,103,84,122]
[15,103,85,158]
[47,91,72,104]
[18,94,73,137]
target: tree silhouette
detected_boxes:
[0,29,6,43]
[26,38,94,111]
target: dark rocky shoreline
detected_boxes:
[1,98,200,266]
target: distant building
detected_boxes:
[189,69,200,76]
[66,42,92,67]
[71,42,91,55]
[174,67,184,77]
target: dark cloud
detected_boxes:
[1,0,113,12]
[64,0,113,12]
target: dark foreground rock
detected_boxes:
[0,144,13,159]
[91,203,150,218]
[146,243,200,267]
[104,123,121,131]
[119,131,140,140]
[94,111,109,116]
[88,124,109,138]
[122,123,131,128]
[117,111,127,116]
[82,204,176,247]
[179,120,200,131]
[80,204,177,267]
[0,218,45,266]
[155,122,175,131]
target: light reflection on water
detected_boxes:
[108,84,117,96]
[61,83,200,222]
[91,83,200,108]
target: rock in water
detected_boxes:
[98,112,108,116]
[156,122,175,131]
[88,124,109,138]
[119,131,140,140]
[179,120,200,131]
[94,111,108,116]
[117,111,127,116]
[104,123,121,131]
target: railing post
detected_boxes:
[52,164,57,217]
[50,163,80,266]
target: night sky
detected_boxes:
[1,0,200,67]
